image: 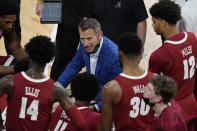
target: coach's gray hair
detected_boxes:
[78,18,101,34]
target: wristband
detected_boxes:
[93,104,100,112]
[37,0,44,4]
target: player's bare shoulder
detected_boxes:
[102,80,122,104]
[0,75,14,87]
[103,80,121,93]
[0,75,14,96]
[105,80,119,88]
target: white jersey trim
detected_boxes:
[164,32,187,44]
[120,70,148,80]
[21,71,49,83]
[78,106,89,110]
[4,55,14,66]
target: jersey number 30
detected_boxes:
[129,97,150,118]
[19,97,39,121]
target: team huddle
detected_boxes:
[0,0,197,131]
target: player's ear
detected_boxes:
[118,50,123,59]
[155,95,162,103]
[98,31,103,40]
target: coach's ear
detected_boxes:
[14,58,29,74]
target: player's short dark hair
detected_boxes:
[150,0,181,25]
[71,72,99,101]
[25,36,55,64]
[0,0,19,16]
[148,75,177,104]
[117,32,142,57]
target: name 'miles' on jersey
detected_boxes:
[149,32,197,121]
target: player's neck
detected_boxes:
[163,26,179,40]
[122,61,144,76]
[25,64,46,79]
[153,103,168,117]
[75,100,89,106]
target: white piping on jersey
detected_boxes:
[4,55,14,66]
[164,32,188,44]
[78,106,89,110]
[21,71,49,83]
[120,70,148,80]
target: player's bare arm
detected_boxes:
[0,65,14,75]
[3,30,28,60]
[137,20,147,46]
[0,75,13,97]
[51,82,86,130]
[99,80,122,131]
[51,82,74,110]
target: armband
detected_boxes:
[37,0,44,5]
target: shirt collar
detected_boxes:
[90,37,103,57]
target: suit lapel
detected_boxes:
[84,51,90,73]
[95,37,106,76]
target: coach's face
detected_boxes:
[79,28,102,53]
[0,14,16,32]
[152,17,164,36]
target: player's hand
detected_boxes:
[89,106,94,111]
[36,2,44,18]
[52,102,59,113]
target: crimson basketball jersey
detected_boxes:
[6,72,54,131]
[149,32,197,120]
[0,55,15,114]
[0,55,15,111]
[113,71,154,131]
[0,55,14,66]
[0,94,7,128]
[49,104,100,131]
[0,55,15,128]
[151,100,188,131]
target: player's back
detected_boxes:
[6,72,54,131]
[79,105,100,131]
[161,32,197,100]
[157,32,197,120]
[113,71,154,131]
[49,105,100,131]
[151,100,188,131]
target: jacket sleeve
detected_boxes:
[109,48,122,80]
[111,57,122,80]
[57,44,85,88]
